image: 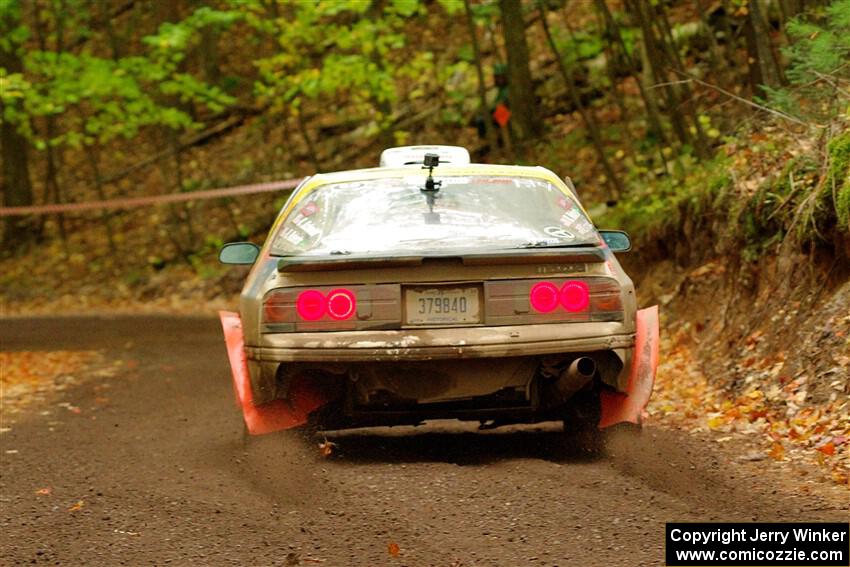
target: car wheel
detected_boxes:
[561,385,604,456]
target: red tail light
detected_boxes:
[488,277,623,324]
[326,289,356,320]
[262,285,401,332]
[560,280,589,312]
[296,290,326,321]
[296,289,356,321]
[529,281,560,313]
[529,280,590,313]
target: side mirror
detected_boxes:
[219,242,260,265]
[599,230,632,253]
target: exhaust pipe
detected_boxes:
[568,357,597,380]
[555,357,597,399]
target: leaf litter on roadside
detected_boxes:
[647,326,849,488]
[0,350,119,419]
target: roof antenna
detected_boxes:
[420,153,442,224]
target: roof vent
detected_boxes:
[379,145,470,168]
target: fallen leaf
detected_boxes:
[318,440,336,458]
[68,500,84,512]
[816,442,836,456]
[388,542,400,557]
[768,442,785,461]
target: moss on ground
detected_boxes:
[828,131,850,228]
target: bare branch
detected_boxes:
[659,73,812,127]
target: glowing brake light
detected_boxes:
[560,280,589,312]
[529,280,590,313]
[296,290,326,321]
[529,281,560,313]
[295,288,357,321]
[263,284,400,332]
[326,289,356,320]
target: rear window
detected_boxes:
[270,175,598,256]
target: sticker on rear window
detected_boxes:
[295,217,321,237]
[279,228,304,246]
[544,226,575,239]
[560,209,581,225]
[557,197,574,210]
[299,202,319,217]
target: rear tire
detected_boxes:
[561,384,604,456]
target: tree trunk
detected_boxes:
[591,8,634,149]
[81,143,118,255]
[1,0,37,248]
[498,0,542,143]
[747,0,782,93]
[33,0,69,249]
[539,6,624,201]
[365,0,395,148]
[464,0,499,157]
[626,0,692,150]
[654,3,711,157]
[199,24,221,86]
[693,0,732,87]
[592,0,667,145]
[296,104,323,171]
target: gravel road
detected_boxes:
[1,316,846,566]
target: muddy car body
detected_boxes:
[219,146,658,439]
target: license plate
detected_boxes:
[405,286,480,325]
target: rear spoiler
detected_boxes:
[276,247,606,272]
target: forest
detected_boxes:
[1,0,847,261]
[1,0,849,482]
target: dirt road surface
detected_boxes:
[1,316,847,566]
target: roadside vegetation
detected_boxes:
[1,0,847,485]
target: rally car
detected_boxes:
[219,145,658,449]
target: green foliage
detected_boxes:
[552,27,604,66]
[600,154,732,243]
[784,1,850,83]
[764,0,850,121]
[436,0,463,16]
[143,6,241,59]
[0,3,237,148]
[249,1,408,111]
[0,0,29,53]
